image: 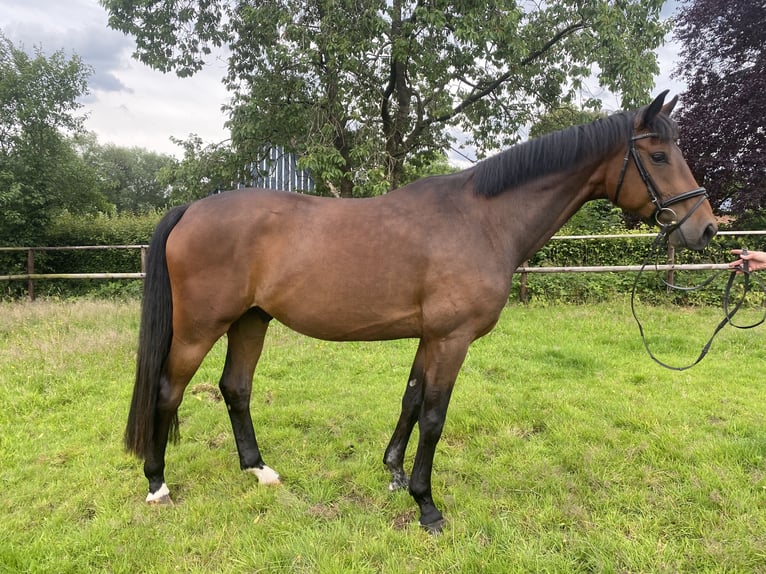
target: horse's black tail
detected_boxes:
[124,204,190,459]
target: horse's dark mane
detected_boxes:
[472,106,679,198]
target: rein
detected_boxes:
[630,239,766,371]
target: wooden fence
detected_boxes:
[0,245,148,301]
[1,231,764,301]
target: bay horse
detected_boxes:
[125,92,717,531]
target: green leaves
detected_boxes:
[74,134,178,213]
[157,134,241,203]
[0,33,94,245]
[100,0,230,77]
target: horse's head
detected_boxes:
[611,91,717,251]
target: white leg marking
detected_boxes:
[146,482,170,503]
[246,465,281,485]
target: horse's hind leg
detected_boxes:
[219,307,280,485]
[383,340,426,490]
[145,337,217,504]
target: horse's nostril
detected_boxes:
[703,223,717,245]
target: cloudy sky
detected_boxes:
[2,0,230,157]
[2,0,685,159]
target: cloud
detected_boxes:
[66,32,135,94]
[1,0,230,156]
[3,1,134,94]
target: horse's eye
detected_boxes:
[650,152,668,164]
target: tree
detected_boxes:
[527,105,606,140]
[673,0,765,219]
[0,33,105,245]
[103,0,669,197]
[74,133,178,213]
[157,135,245,204]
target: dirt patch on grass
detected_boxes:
[391,509,417,530]
[307,502,341,521]
[191,383,222,402]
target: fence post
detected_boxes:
[666,245,675,291]
[519,261,528,303]
[140,246,148,274]
[27,248,35,301]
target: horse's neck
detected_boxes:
[489,165,606,265]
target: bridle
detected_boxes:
[613,132,708,235]
[615,132,765,371]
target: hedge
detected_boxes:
[1,211,161,299]
[515,230,765,305]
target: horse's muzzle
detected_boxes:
[669,221,717,251]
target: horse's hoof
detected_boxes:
[421,517,445,535]
[146,483,173,505]
[246,465,282,485]
[419,506,445,534]
[388,471,409,491]
[147,493,174,505]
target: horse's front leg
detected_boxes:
[408,336,470,532]
[383,340,426,491]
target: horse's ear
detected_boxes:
[661,94,678,116]
[638,90,670,129]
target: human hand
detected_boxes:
[730,249,766,273]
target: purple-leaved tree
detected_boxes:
[673,0,766,219]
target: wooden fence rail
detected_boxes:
[1,231,764,301]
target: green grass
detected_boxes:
[2,298,766,572]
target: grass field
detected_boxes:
[1,298,766,573]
